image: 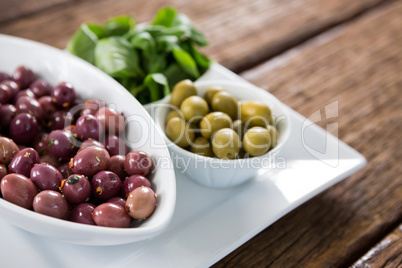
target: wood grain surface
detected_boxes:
[213,1,402,267]
[352,224,402,268]
[0,0,389,72]
[1,0,401,266]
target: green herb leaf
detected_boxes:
[172,46,200,78]
[94,36,144,79]
[163,63,189,88]
[105,15,136,36]
[152,7,177,27]
[144,73,170,101]
[67,23,106,64]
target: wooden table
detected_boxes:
[1,0,401,266]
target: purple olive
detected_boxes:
[81,99,105,116]
[16,96,43,119]
[75,114,103,141]
[33,132,49,156]
[107,155,127,180]
[38,96,58,120]
[104,134,128,156]
[33,190,68,219]
[107,197,126,208]
[92,203,131,228]
[124,151,153,176]
[58,162,73,179]
[12,66,36,89]
[81,139,105,149]
[9,113,38,144]
[91,171,121,200]
[0,82,12,104]
[95,107,125,134]
[40,154,60,168]
[49,110,74,130]
[0,72,10,83]
[125,186,156,219]
[71,146,110,177]
[47,130,78,161]
[51,82,76,108]
[30,163,63,191]
[0,136,19,165]
[8,148,40,177]
[0,173,38,209]
[61,174,91,205]
[0,164,8,181]
[123,175,151,198]
[70,203,96,225]
[0,104,16,130]
[12,89,35,104]
[0,80,19,99]
[30,79,52,98]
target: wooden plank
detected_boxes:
[351,224,402,268]
[213,1,402,267]
[0,0,388,72]
[0,0,74,24]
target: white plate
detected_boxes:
[0,63,366,267]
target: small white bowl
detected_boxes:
[151,80,291,188]
[0,34,176,245]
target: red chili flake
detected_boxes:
[69,158,74,168]
[24,152,30,158]
[59,179,66,191]
[96,187,103,196]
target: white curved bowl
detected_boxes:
[151,80,291,188]
[0,34,176,245]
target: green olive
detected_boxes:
[211,128,240,159]
[204,86,226,105]
[232,119,247,139]
[243,127,271,156]
[266,125,278,149]
[166,109,182,124]
[200,112,232,139]
[180,96,209,123]
[165,117,195,148]
[211,91,238,119]
[190,137,213,157]
[169,79,197,107]
[240,101,272,127]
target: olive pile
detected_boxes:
[165,80,279,159]
[0,66,157,228]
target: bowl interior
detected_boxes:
[0,34,176,245]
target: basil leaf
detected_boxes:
[67,23,105,64]
[152,7,177,27]
[94,37,144,79]
[105,15,136,36]
[144,73,170,101]
[172,14,207,46]
[163,63,190,88]
[172,46,200,78]
[130,31,156,54]
[155,35,179,53]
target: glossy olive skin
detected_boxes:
[71,146,110,177]
[165,117,195,148]
[91,171,121,201]
[92,203,131,228]
[243,127,271,156]
[107,155,127,180]
[30,163,63,191]
[61,174,91,205]
[9,113,38,145]
[0,173,38,209]
[107,197,126,208]
[95,107,125,134]
[51,82,76,108]
[211,128,240,159]
[125,186,156,219]
[169,79,197,107]
[240,101,272,127]
[47,130,78,161]
[190,137,213,157]
[211,91,238,119]
[0,104,17,130]
[166,109,182,123]
[123,175,151,198]
[33,190,68,219]
[266,125,279,149]
[0,164,7,181]
[200,112,232,139]
[8,148,40,177]
[232,119,247,139]
[70,203,96,225]
[180,96,209,123]
[12,66,36,89]
[124,151,152,176]
[204,86,226,105]
[0,137,19,165]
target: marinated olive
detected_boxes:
[30,163,63,191]
[107,155,127,180]
[0,164,7,181]
[47,130,78,161]
[92,203,131,228]
[81,139,105,149]
[61,174,91,205]
[211,128,240,159]
[124,151,152,176]
[0,137,19,165]
[51,82,76,108]
[8,148,40,177]
[243,127,271,156]
[240,101,272,127]
[9,113,38,145]
[169,79,197,107]
[12,66,36,89]
[95,107,125,134]
[211,91,238,119]
[190,137,213,157]
[71,146,110,177]
[125,186,156,219]
[33,190,68,219]
[107,197,126,208]
[180,96,209,123]
[70,203,96,225]
[204,85,226,105]
[30,79,52,98]
[0,173,38,209]
[104,134,129,156]
[91,171,121,201]
[165,117,195,148]
[123,175,151,197]
[200,112,232,139]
